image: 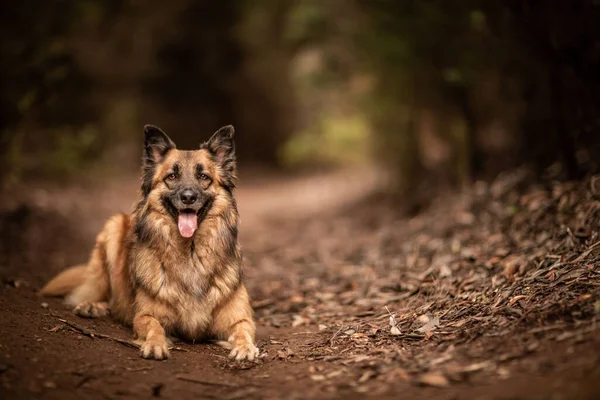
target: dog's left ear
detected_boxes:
[206,125,235,165]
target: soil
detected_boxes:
[1,167,600,400]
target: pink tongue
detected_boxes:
[177,213,197,238]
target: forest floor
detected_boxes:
[1,166,600,400]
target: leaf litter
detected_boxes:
[244,169,600,391]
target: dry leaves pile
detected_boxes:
[243,169,600,391]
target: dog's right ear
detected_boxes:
[143,125,176,165]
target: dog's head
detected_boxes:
[140,125,237,238]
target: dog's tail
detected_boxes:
[39,264,87,297]
[40,213,127,307]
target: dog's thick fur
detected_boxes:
[41,125,258,361]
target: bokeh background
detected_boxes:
[1,0,599,202]
[2,2,600,398]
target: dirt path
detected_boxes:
[1,167,600,399]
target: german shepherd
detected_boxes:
[41,125,258,361]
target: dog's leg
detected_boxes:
[73,301,110,318]
[133,314,169,360]
[212,284,259,361]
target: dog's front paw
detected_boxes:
[229,340,259,361]
[73,302,110,318]
[140,340,170,360]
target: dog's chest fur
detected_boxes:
[130,213,240,339]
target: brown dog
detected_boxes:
[41,125,258,361]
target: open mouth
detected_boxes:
[177,209,198,238]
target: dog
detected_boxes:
[41,124,258,361]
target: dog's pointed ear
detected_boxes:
[144,125,175,164]
[205,125,235,165]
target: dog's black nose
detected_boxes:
[180,190,198,205]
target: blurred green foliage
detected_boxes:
[1,0,598,198]
[280,113,371,168]
[48,126,100,175]
[0,0,120,185]
[355,0,600,197]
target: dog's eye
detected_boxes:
[199,173,210,181]
[167,173,177,180]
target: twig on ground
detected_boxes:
[49,309,139,349]
[60,317,140,349]
[176,374,251,387]
[572,240,600,264]
[329,325,344,347]
[49,309,190,352]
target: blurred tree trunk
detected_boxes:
[455,86,480,182]
[0,0,98,187]
[361,0,600,205]
[502,0,600,178]
[550,62,579,179]
[144,0,296,166]
[231,0,297,165]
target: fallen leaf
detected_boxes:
[447,319,468,328]
[508,295,527,307]
[545,270,556,281]
[292,315,307,327]
[439,264,452,278]
[48,324,63,333]
[386,306,401,335]
[416,314,431,324]
[429,353,453,366]
[346,355,371,364]
[326,370,343,378]
[416,372,449,387]
[358,370,376,383]
[417,316,440,333]
[384,368,410,382]
[575,293,592,302]
[460,361,492,373]
[277,347,294,359]
[503,258,521,281]
[43,381,56,389]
